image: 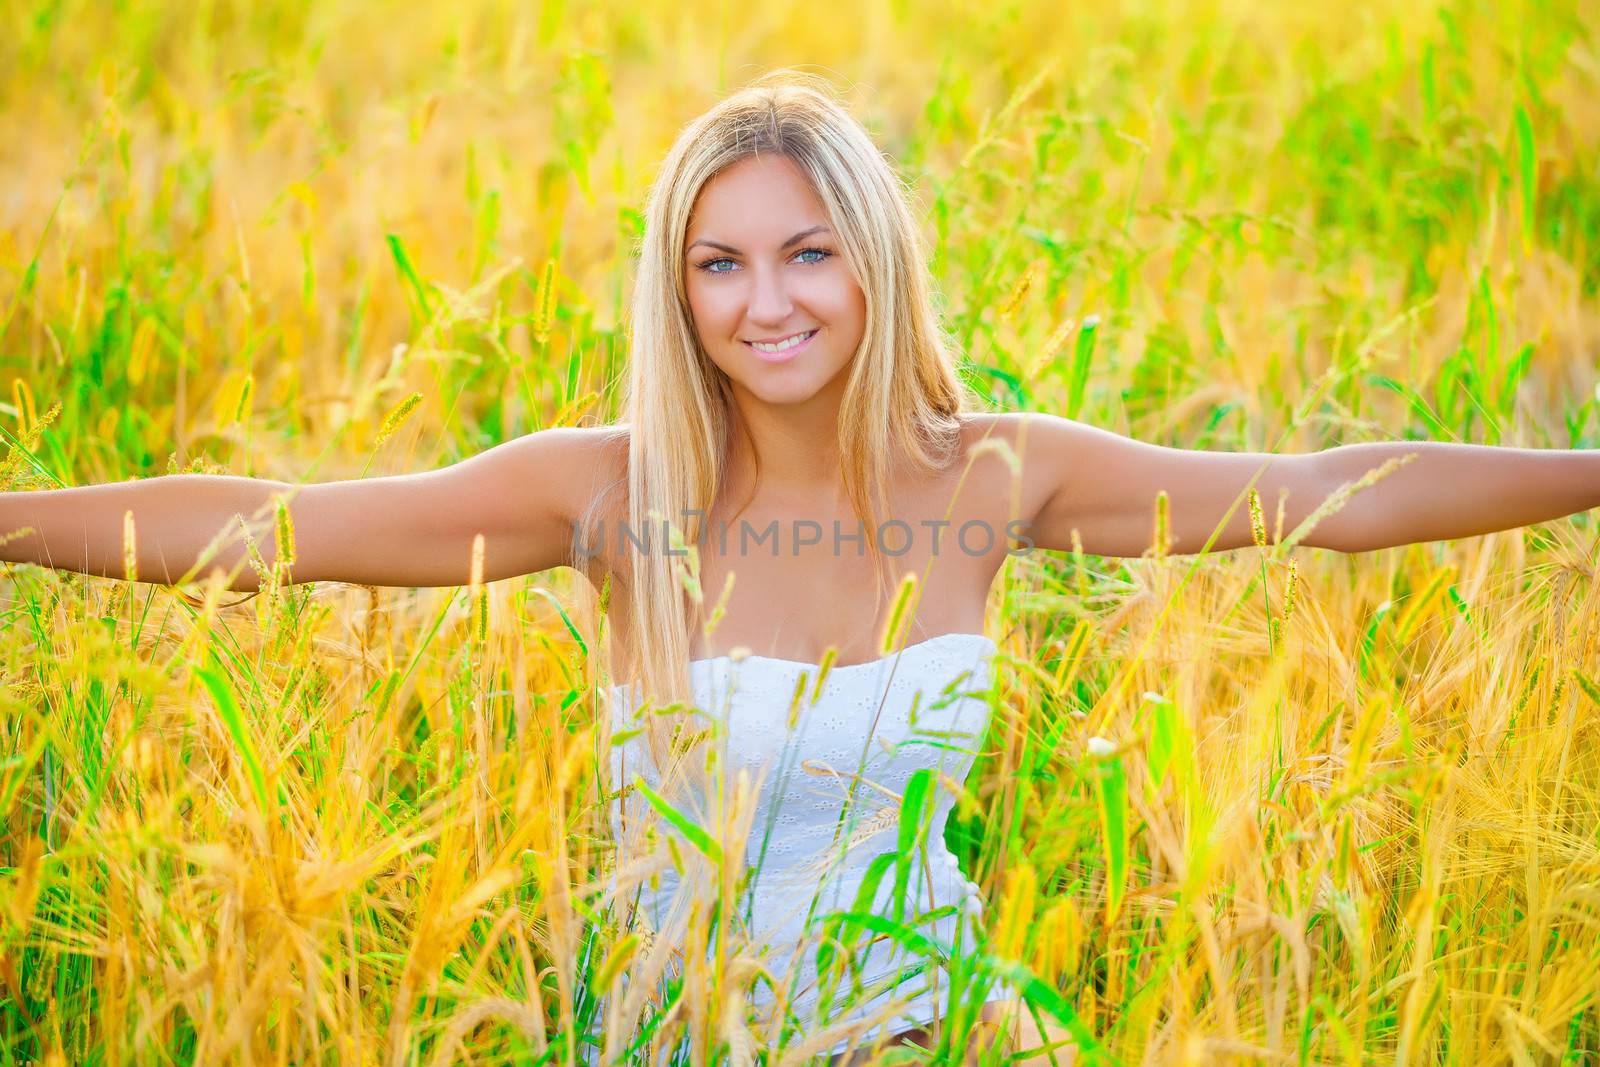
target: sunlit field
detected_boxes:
[3,0,1600,1062]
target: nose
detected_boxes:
[745,260,794,327]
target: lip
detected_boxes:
[743,329,818,363]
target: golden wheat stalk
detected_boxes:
[652,508,703,606]
[1151,488,1171,559]
[878,571,920,654]
[0,525,35,550]
[11,377,36,435]
[1000,259,1041,319]
[238,515,275,616]
[1279,453,1418,553]
[469,532,487,643]
[375,392,424,449]
[0,399,62,485]
[1025,317,1077,377]
[274,495,296,568]
[122,509,137,584]
[532,258,558,345]
[234,374,254,424]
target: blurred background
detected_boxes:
[2,0,1599,1062]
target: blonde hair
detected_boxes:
[585,70,978,776]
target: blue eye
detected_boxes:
[694,247,833,274]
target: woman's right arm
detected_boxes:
[0,426,613,591]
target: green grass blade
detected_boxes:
[195,663,270,812]
[632,777,722,865]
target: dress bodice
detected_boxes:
[600,630,1001,1033]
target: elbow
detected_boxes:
[1318,537,1361,555]
[1273,509,1363,554]
[1298,525,1365,554]
[1291,460,1369,554]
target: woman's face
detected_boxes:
[682,154,867,407]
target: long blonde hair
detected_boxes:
[587,70,977,748]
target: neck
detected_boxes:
[725,374,849,494]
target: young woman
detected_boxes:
[4,72,1596,1064]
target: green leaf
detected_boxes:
[816,851,899,978]
[1573,670,1600,710]
[1144,693,1177,788]
[849,850,901,919]
[527,586,588,657]
[812,907,945,959]
[1366,374,1452,439]
[632,777,721,865]
[891,768,935,921]
[1066,317,1098,419]
[963,953,1107,1060]
[385,232,432,323]
[1499,340,1533,415]
[564,341,582,405]
[1515,102,1536,249]
[609,726,645,747]
[897,767,934,858]
[196,663,270,811]
[1092,749,1127,925]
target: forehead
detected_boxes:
[686,154,829,242]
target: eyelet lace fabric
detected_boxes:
[590,632,1021,1059]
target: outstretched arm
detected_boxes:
[1299,439,1598,552]
[1013,413,1598,557]
[0,426,612,589]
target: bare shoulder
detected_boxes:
[547,424,629,583]
[954,411,1063,515]
[957,410,1055,451]
[446,423,628,536]
[957,409,1068,437]
[569,422,630,478]
[545,423,629,519]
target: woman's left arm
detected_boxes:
[1306,440,1600,552]
[1012,412,1600,557]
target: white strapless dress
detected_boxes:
[593,631,1019,1059]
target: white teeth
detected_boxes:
[749,330,815,353]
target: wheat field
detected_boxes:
[2,0,1600,1063]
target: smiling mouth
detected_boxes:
[744,329,818,355]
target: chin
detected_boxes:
[742,378,825,406]
[715,349,853,406]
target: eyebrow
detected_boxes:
[686,225,832,256]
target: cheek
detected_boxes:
[682,288,716,344]
[802,274,863,325]
[831,268,865,311]
[687,283,737,332]
[834,280,866,335]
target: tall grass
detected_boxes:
[2,0,1599,1061]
